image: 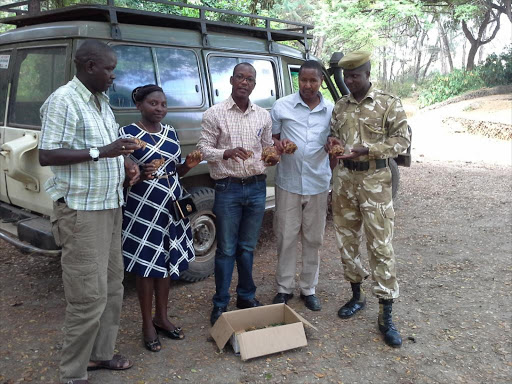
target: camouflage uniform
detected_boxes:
[330,85,410,300]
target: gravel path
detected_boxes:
[0,95,510,384]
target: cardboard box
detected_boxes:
[210,303,317,361]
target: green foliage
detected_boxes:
[418,46,512,107]
[42,0,270,25]
[479,46,512,87]
[418,69,484,107]
[384,78,416,99]
[453,3,485,22]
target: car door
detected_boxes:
[1,42,70,216]
[0,47,13,205]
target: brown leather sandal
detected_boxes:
[87,354,133,371]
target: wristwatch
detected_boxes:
[89,147,100,162]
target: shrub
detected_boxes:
[479,46,512,87]
[388,79,416,99]
[418,69,484,107]
[418,46,512,107]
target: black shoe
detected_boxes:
[378,299,402,348]
[236,297,262,309]
[272,293,294,304]
[338,297,366,318]
[143,336,161,352]
[210,306,227,326]
[338,282,366,319]
[300,293,322,311]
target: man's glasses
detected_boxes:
[233,73,256,84]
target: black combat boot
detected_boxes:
[378,299,402,348]
[337,282,366,318]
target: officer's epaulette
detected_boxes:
[374,88,398,100]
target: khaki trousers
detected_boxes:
[332,165,399,300]
[51,202,124,382]
[273,186,328,296]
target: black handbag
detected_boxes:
[171,193,197,221]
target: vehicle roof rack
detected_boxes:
[0,0,314,54]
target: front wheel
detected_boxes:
[180,187,216,282]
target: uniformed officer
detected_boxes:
[327,51,410,347]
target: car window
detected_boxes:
[109,45,156,108]
[289,65,300,93]
[209,56,277,108]
[245,59,277,108]
[289,64,336,104]
[8,47,66,127]
[209,56,237,105]
[0,50,11,126]
[156,48,202,107]
[110,45,203,109]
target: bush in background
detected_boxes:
[479,46,512,87]
[418,46,512,107]
[418,69,484,107]
[387,79,416,99]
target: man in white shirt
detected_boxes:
[271,60,333,311]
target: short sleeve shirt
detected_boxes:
[39,76,124,211]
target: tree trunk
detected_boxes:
[382,46,388,87]
[466,44,479,72]
[422,38,440,81]
[312,35,325,59]
[414,15,433,83]
[388,43,397,90]
[462,39,466,70]
[478,26,487,64]
[462,8,502,71]
[414,27,428,83]
[438,19,453,72]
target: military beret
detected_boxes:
[338,51,371,70]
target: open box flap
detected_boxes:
[283,305,318,331]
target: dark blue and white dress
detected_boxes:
[119,123,194,279]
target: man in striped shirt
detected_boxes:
[198,62,277,326]
[39,40,139,384]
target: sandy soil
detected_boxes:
[0,93,511,384]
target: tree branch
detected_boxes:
[462,20,476,43]
[477,10,491,41]
[481,10,501,44]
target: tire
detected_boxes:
[389,158,400,199]
[180,187,217,282]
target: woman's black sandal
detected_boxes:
[153,322,185,340]
[144,336,161,352]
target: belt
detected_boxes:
[221,174,266,185]
[341,159,388,171]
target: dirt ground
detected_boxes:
[0,93,511,384]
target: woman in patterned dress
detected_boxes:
[119,85,202,352]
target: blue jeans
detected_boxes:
[212,177,266,308]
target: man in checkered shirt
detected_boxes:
[39,40,139,384]
[198,62,278,326]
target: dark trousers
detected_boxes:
[212,178,266,307]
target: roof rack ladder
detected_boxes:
[265,19,274,53]
[107,0,121,40]
[199,8,209,46]
[303,25,310,60]
[28,0,40,15]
